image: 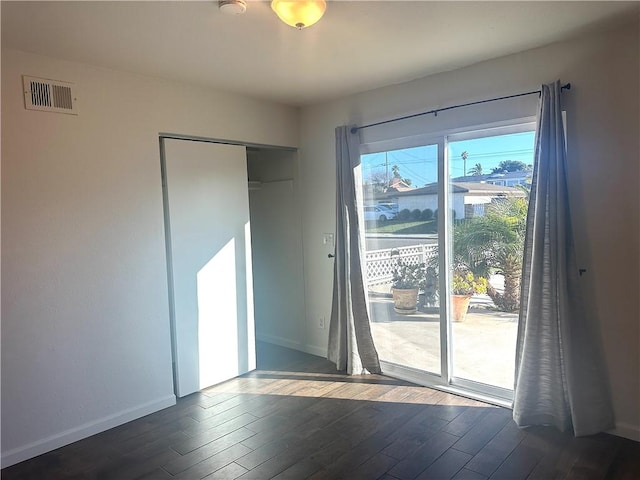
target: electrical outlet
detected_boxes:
[318,316,326,329]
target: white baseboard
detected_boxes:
[256,333,304,352]
[256,333,327,359]
[302,343,327,358]
[1,394,176,468]
[609,422,640,442]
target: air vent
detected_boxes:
[23,75,78,115]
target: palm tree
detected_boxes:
[490,160,529,174]
[453,197,528,311]
[460,151,469,177]
[467,163,483,176]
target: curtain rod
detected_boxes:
[350,83,571,134]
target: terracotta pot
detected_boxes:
[451,294,472,322]
[392,288,419,314]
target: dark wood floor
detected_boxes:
[3,343,639,480]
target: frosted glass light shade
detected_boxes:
[271,0,327,29]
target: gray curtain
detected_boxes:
[513,81,613,436]
[327,126,381,374]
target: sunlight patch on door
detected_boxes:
[197,238,238,389]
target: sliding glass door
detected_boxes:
[359,121,535,403]
[362,143,441,377]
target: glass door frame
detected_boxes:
[361,133,445,384]
[360,117,536,407]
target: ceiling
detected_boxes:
[2,1,638,107]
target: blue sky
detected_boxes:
[362,131,536,186]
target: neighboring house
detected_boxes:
[363,176,413,209]
[485,170,532,187]
[367,176,529,213]
[379,182,526,219]
[386,177,414,192]
[453,170,532,187]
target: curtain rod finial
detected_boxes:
[350,126,359,134]
[562,83,571,91]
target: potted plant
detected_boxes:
[423,266,439,308]
[391,261,426,314]
[451,271,488,322]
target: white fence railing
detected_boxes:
[366,243,438,286]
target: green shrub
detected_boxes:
[397,209,412,221]
[411,209,422,220]
[432,208,457,221]
[421,208,434,221]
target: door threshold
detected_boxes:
[380,360,513,409]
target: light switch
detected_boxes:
[322,233,334,247]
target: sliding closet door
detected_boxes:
[163,139,255,397]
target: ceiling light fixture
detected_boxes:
[271,0,326,29]
[218,0,247,15]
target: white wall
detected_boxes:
[1,48,298,466]
[299,21,639,439]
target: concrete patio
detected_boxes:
[368,293,518,390]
